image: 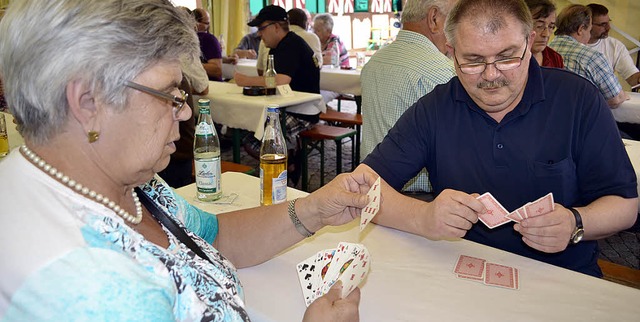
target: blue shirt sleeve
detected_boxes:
[170,188,219,245]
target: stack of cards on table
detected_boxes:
[296,242,371,306]
[476,192,555,229]
[454,255,519,290]
[359,177,381,232]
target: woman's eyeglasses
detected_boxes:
[124,81,188,119]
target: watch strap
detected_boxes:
[568,207,583,229]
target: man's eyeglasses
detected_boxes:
[454,38,528,75]
[533,22,555,34]
[124,81,188,119]
[592,21,611,28]
[257,22,277,32]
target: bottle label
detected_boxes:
[195,122,214,135]
[272,170,287,204]
[265,76,276,89]
[195,158,220,193]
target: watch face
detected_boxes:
[572,228,585,244]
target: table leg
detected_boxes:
[232,128,241,164]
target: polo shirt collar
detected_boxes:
[453,56,546,120]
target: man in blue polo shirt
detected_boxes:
[356,0,638,277]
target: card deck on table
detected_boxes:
[360,177,381,232]
[454,254,519,290]
[476,192,511,229]
[297,243,371,306]
[453,255,486,279]
[484,262,518,290]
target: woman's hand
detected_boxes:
[296,171,378,232]
[303,281,360,322]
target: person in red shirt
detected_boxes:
[525,0,564,68]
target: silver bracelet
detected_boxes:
[288,199,314,238]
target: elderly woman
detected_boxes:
[524,0,564,68]
[313,13,350,68]
[0,0,372,320]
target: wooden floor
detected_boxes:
[599,259,640,289]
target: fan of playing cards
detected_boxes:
[476,192,555,229]
[296,242,371,306]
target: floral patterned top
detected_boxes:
[0,151,249,321]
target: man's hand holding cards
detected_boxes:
[476,192,555,228]
[296,242,370,306]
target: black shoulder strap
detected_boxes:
[134,187,214,265]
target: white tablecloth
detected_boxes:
[623,139,640,212]
[176,172,640,322]
[204,81,323,139]
[612,92,640,124]
[224,59,362,95]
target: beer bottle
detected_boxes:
[260,105,287,205]
[194,98,222,201]
[265,54,277,95]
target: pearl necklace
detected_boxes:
[20,145,143,225]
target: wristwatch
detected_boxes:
[568,207,584,244]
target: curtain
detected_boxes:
[206,0,248,56]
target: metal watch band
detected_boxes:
[288,199,314,238]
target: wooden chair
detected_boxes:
[320,109,363,164]
[299,124,357,192]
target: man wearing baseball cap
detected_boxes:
[234,5,322,186]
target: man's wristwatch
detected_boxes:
[568,207,584,244]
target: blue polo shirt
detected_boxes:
[364,58,638,276]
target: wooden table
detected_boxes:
[176,172,640,322]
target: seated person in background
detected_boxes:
[313,13,350,68]
[548,4,627,108]
[586,3,640,140]
[524,0,563,68]
[0,0,369,320]
[234,5,321,186]
[361,0,457,198]
[193,8,237,81]
[586,3,640,88]
[233,26,261,59]
[256,8,322,76]
[355,0,638,277]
